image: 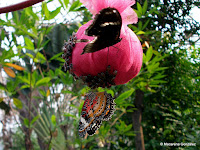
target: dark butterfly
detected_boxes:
[81,7,122,54]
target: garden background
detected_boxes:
[0,0,199,149]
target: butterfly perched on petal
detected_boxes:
[78,92,115,137]
[81,7,122,54]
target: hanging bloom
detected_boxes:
[63,0,143,88]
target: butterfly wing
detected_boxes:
[82,7,122,54]
[78,92,115,137]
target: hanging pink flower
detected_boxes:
[63,0,143,88]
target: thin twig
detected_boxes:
[0,0,44,14]
[110,111,126,128]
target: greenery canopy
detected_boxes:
[0,0,199,149]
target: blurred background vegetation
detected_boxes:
[0,0,199,149]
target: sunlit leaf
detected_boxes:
[143,0,148,14]
[5,63,25,71]
[137,2,143,15]
[13,98,23,109]
[115,89,134,105]
[46,89,50,97]
[137,30,145,35]
[24,118,29,127]
[3,67,16,78]
[42,2,50,20]
[0,98,3,103]
[20,84,30,90]
[35,77,51,87]
[64,0,69,8]
[49,7,61,20]
[146,46,153,62]
[69,0,80,11]
[30,115,39,125]
[24,37,34,50]
[51,115,56,126]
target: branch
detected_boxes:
[0,0,44,14]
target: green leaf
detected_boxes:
[30,115,39,125]
[147,62,160,73]
[64,0,69,9]
[143,0,148,14]
[24,37,34,50]
[124,124,132,132]
[20,84,30,90]
[153,74,166,80]
[142,19,150,30]
[35,77,51,87]
[49,7,61,20]
[69,0,80,11]
[138,21,143,30]
[0,98,3,103]
[36,52,46,63]
[146,46,153,62]
[13,98,23,109]
[58,0,64,8]
[137,30,145,35]
[115,89,134,105]
[137,2,143,15]
[64,113,77,119]
[49,52,63,61]
[143,53,146,63]
[195,76,200,79]
[42,2,50,20]
[24,118,29,127]
[125,132,136,136]
[18,76,30,85]
[134,9,142,18]
[51,115,56,126]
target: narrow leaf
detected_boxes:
[51,115,56,126]
[46,89,50,97]
[49,7,61,20]
[143,0,148,14]
[3,67,16,78]
[137,2,143,14]
[30,115,39,125]
[69,0,80,11]
[146,46,153,62]
[115,89,134,105]
[5,63,25,71]
[13,98,23,109]
[64,0,69,8]
[24,118,29,127]
[35,77,51,87]
[0,98,3,103]
[24,37,34,50]
[42,2,50,20]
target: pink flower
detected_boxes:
[63,0,143,88]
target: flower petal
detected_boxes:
[72,21,143,85]
[80,0,138,25]
[121,7,138,25]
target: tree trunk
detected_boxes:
[132,89,145,150]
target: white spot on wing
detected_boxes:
[100,21,120,27]
[80,117,89,128]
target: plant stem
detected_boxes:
[0,0,44,14]
[132,89,145,150]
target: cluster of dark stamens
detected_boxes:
[62,32,78,79]
[62,32,76,72]
[62,33,118,88]
[80,66,117,89]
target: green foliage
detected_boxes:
[0,0,199,149]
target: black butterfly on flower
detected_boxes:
[81,7,122,54]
